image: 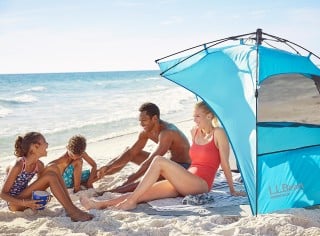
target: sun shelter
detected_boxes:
[156,29,320,215]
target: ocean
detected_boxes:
[0,70,195,162]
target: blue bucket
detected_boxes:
[32,190,51,210]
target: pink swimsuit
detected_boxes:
[188,130,221,189]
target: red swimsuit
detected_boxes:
[188,130,221,189]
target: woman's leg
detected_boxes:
[84,156,208,211]
[19,168,93,222]
[80,193,131,210]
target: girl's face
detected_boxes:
[193,107,208,128]
[36,137,48,157]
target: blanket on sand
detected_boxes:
[147,170,249,215]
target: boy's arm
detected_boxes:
[82,152,98,186]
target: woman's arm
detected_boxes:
[215,128,246,196]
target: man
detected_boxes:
[96,102,191,193]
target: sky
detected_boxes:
[1,0,320,74]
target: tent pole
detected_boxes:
[255,28,261,215]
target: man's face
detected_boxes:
[139,111,155,132]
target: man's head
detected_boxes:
[139,102,160,119]
[67,135,86,159]
[138,102,160,131]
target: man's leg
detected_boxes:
[94,149,150,181]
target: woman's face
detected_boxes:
[193,107,208,128]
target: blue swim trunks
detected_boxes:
[62,165,90,188]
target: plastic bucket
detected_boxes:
[32,190,51,210]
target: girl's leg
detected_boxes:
[20,169,93,222]
[41,164,74,202]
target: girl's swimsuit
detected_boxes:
[9,157,38,196]
[188,129,221,189]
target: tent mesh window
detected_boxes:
[258,74,320,125]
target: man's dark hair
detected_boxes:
[139,102,160,119]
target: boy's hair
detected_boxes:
[67,135,86,155]
[139,102,160,119]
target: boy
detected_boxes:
[48,135,97,193]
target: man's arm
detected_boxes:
[121,130,172,185]
[96,132,148,179]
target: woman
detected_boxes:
[80,101,245,211]
[0,132,93,221]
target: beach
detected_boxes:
[1,71,320,235]
[0,119,320,235]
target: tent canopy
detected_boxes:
[156,29,320,215]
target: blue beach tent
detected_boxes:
[156,29,320,215]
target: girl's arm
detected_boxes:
[0,160,26,206]
[215,128,246,196]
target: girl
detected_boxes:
[0,132,93,221]
[80,101,245,211]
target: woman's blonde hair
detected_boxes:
[195,101,219,127]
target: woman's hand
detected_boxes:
[230,189,247,197]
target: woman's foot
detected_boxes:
[80,195,98,210]
[114,198,137,211]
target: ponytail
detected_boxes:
[14,132,43,157]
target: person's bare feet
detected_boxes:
[69,209,94,222]
[114,198,137,211]
[80,195,98,210]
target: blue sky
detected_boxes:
[1,0,320,74]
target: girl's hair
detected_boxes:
[67,135,86,155]
[195,101,219,127]
[14,132,44,157]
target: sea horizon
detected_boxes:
[0,70,195,161]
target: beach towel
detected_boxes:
[147,170,248,214]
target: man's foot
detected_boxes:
[80,195,98,210]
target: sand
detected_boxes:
[1,121,320,235]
